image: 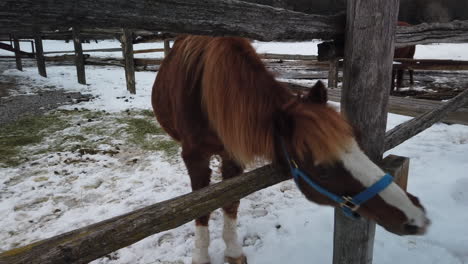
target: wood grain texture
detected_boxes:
[34,34,47,77]
[121,29,136,94]
[0,0,344,41]
[72,28,86,85]
[333,0,399,264]
[395,20,468,47]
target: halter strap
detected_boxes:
[281,139,393,219]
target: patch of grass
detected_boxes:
[0,109,179,167]
[139,109,155,118]
[118,116,179,159]
[119,117,165,139]
[154,140,180,158]
[0,115,69,167]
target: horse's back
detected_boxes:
[152,36,245,148]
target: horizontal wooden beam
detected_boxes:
[260,53,318,60]
[384,88,468,151]
[286,83,468,126]
[0,42,34,58]
[43,48,164,55]
[0,0,344,41]
[393,58,468,71]
[395,20,468,47]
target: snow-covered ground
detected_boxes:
[0,41,467,264]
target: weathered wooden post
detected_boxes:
[327,58,339,88]
[72,27,86,85]
[12,34,22,71]
[333,0,400,264]
[121,29,136,94]
[34,33,47,77]
[164,39,171,57]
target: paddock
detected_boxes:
[1,0,468,264]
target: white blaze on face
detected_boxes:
[339,140,428,229]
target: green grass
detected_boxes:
[0,114,69,167]
[118,116,180,159]
[0,109,179,167]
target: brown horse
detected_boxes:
[152,36,429,264]
[392,21,416,91]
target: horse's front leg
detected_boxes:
[221,154,247,264]
[182,147,213,264]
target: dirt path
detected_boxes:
[0,59,92,125]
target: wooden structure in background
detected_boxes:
[12,34,22,71]
[34,34,46,77]
[120,29,136,94]
[72,27,86,85]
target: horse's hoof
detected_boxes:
[224,255,247,264]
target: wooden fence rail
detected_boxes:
[43,48,164,55]
[1,0,468,45]
[286,83,468,126]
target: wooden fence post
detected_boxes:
[12,34,22,71]
[333,0,399,264]
[381,155,409,191]
[34,33,47,77]
[164,39,171,57]
[328,58,339,88]
[121,28,136,94]
[72,27,86,84]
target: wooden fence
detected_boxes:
[1,0,468,263]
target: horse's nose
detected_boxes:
[403,218,431,235]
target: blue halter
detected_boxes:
[281,140,393,219]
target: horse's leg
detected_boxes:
[220,153,247,264]
[409,68,414,85]
[182,147,212,264]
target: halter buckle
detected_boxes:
[340,196,360,211]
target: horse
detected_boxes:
[152,35,430,264]
[392,21,416,92]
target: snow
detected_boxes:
[1,41,468,264]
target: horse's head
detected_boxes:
[274,81,430,235]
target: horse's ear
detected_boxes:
[305,81,328,104]
[273,109,295,140]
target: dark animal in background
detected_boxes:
[392,21,416,91]
[152,35,429,264]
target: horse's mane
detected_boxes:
[178,35,353,165]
